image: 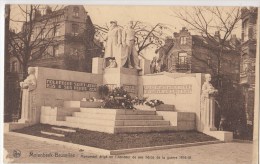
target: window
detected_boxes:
[53,25,60,37]
[53,45,59,56]
[72,24,79,36]
[243,19,249,41]
[11,61,18,72]
[177,52,189,70]
[178,52,187,65]
[41,29,46,39]
[73,7,79,17]
[180,37,187,45]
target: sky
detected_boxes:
[9,5,242,59]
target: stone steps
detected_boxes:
[55,121,175,133]
[51,127,76,133]
[114,126,177,133]
[55,121,114,133]
[40,130,65,137]
[50,108,176,133]
[116,115,163,120]
[66,116,170,126]
[72,112,163,120]
[66,116,116,126]
[116,120,170,126]
[72,112,116,120]
[80,108,156,115]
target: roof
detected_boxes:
[24,5,86,24]
[192,35,240,52]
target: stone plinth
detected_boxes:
[4,123,33,133]
[156,111,196,131]
[139,58,151,75]
[40,108,178,134]
[92,57,104,74]
[24,67,103,124]
[103,67,139,95]
[204,131,233,142]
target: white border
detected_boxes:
[0,0,259,163]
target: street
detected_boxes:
[4,133,254,164]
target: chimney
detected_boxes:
[214,31,221,42]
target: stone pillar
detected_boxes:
[208,97,217,131]
[92,57,104,74]
[139,58,151,75]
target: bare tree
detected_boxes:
[173,7,246,131]
[172,6,241,86]
[9,5,61,78]
[94,21,173,56]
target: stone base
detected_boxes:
[203,130,233,142]
[156,111,196,130]
[18,119,29,123]
[4,122,33,133]
[63,101,104,108]
[41,107,194,133]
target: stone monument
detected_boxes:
[201,74,218,131]
[103,20,141,70]
[18,67,37,123]
[121,21,141,70]
[104,20,121,68]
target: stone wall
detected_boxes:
[30,67,103,123]
[138,72,204,131]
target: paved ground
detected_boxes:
[4,133,254,164]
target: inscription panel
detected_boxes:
[144,85,192,94]
[46,79,97,92]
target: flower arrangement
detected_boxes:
[145,99,164,108]
[81,97,104,102]
[102,87,164,110]
[103,87,135,109]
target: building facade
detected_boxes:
[156,27,242,131]
[9,5,101,78]
[159,27,240,84]
[240,7,258,126]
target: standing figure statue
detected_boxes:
[121,21,141,70]
[201,74,218,131]
[104,20,122,68]
[19,67,37,123]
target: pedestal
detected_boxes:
[202,96,217,132]
[103,67,139,96]
[92,57,104,74]
[208,97,217,131]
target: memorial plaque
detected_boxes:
[143,85,192,94]
[46,79,97,92]
[123,85,136,93]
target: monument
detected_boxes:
[104,20,122,68]
[18,67,37,123]
[103,20,141,70]
[121,21,141,70]
[10,20,233,141]
[201,74,218,131]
